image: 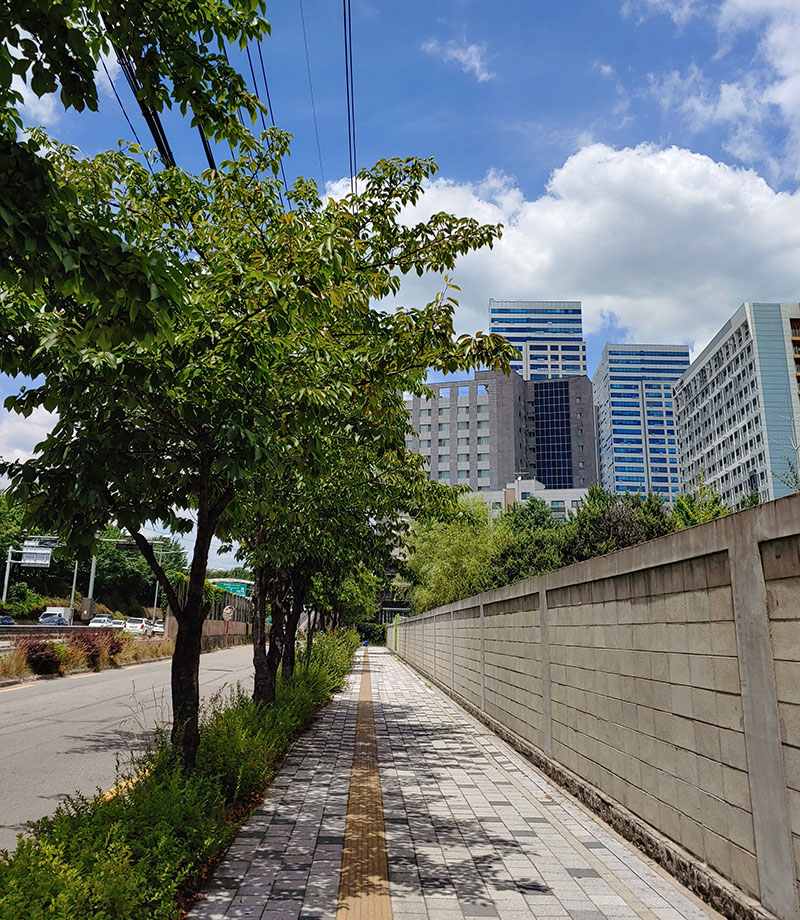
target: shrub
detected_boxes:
[15,637,61,675]
[0,631,360,919]
[0,646,29,681]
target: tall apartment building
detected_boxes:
[488,300,587,380]
[403,369,597,492]
[674,302,800,505]
[593,343,691,500]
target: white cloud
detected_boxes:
[421,38,496,83]
[12,76,61,129]
[621,0,708,25]
[347,144,800,354]
[594,62,616,78]
[640,1,800,179]
[0,406,56,465]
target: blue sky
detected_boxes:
[8,0,800,562]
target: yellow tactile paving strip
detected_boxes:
[337,650,393,920]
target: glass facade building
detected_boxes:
[593,344,691,501]
[533,380,574,489]
[488,300,588,380]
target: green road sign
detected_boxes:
[216,581,248,597]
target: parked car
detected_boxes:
[88,614,113,628]
[110,620,126,630]
[39,613,68,626]
[0,615,15,625]
[152,621,165,635]
[123,617,153,637]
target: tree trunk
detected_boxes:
[252,563,270,704]
[256,571,287,706]
[281,578,306,684]
[171,607,205,768]
[305,608,316,665]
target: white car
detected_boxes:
[123,617,153,637]
[110,619,126,630]
[152,621,165,635]
[88,615,113,628]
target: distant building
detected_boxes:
[593,343,691,501]
[403,368,597,492]
[488,299,587,380]
[674,302,800,505]
[480,478,589,520]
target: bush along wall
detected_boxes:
[0,630,360,920]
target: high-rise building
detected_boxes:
[403,369,597,492]
[674,302,800,506]
[488,300,587,380]
[593,344,691,501]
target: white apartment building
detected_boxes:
[480,478,589,519]
[673,302,800,506]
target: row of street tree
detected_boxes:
[0,2,515,765]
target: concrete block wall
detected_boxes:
[396,495,800,920]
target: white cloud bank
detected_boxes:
[343,143,800,352]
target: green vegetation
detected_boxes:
[0,631,359,920]
[0,633,176,682]
[405,483,735,613]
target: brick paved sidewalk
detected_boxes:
[189,647,722,920]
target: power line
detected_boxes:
[114,45,177,168]
[255,42,290,195]
[100,57,153,175]
[299,0,327,192]
[342,0,357,194]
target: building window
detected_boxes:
[439,423,450,432]
[477,420,489,430]
[477,405,489,415]
[420,439,431,449]
[438,407,450,417]
[477,453,489,462]
[478,469,490,479]
[420,424,431,433]
[420,408,431,418]
[491,501,502,510]
[438,470,450,480]
[439,387,450,398]
[457,470,469,479]
[521,491,531,499]
[457,421,469,430]
[458,386,469,397]
[551,500,565,509]
[439,455,450,465]
[477,436,489,445]
[476,385,487,396]
[458,406,469,416]
[438,438,450,447]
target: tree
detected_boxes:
[405,496,511,613]
[672,476,730,529]
[0,1,270,352]
[488,499,564,587]
[1,138,513,765]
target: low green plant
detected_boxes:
[0,631,360,920]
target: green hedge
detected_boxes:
[0,630,360,920]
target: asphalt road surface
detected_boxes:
[0,644,255,852]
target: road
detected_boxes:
[0,645,254,852]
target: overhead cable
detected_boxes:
[299,0,327,192]
[255,43,290,195]
[114,45,176,168]
[342,0,357,194]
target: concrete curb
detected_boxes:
[390,649,780,920]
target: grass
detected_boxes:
[0,630,360,920]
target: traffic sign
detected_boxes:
[215,581,248,597]
[222,606,235,622]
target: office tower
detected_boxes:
[674,302,800,505]
[403,369,597,492]
[593,344,691,501]
[488,300,587,380]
